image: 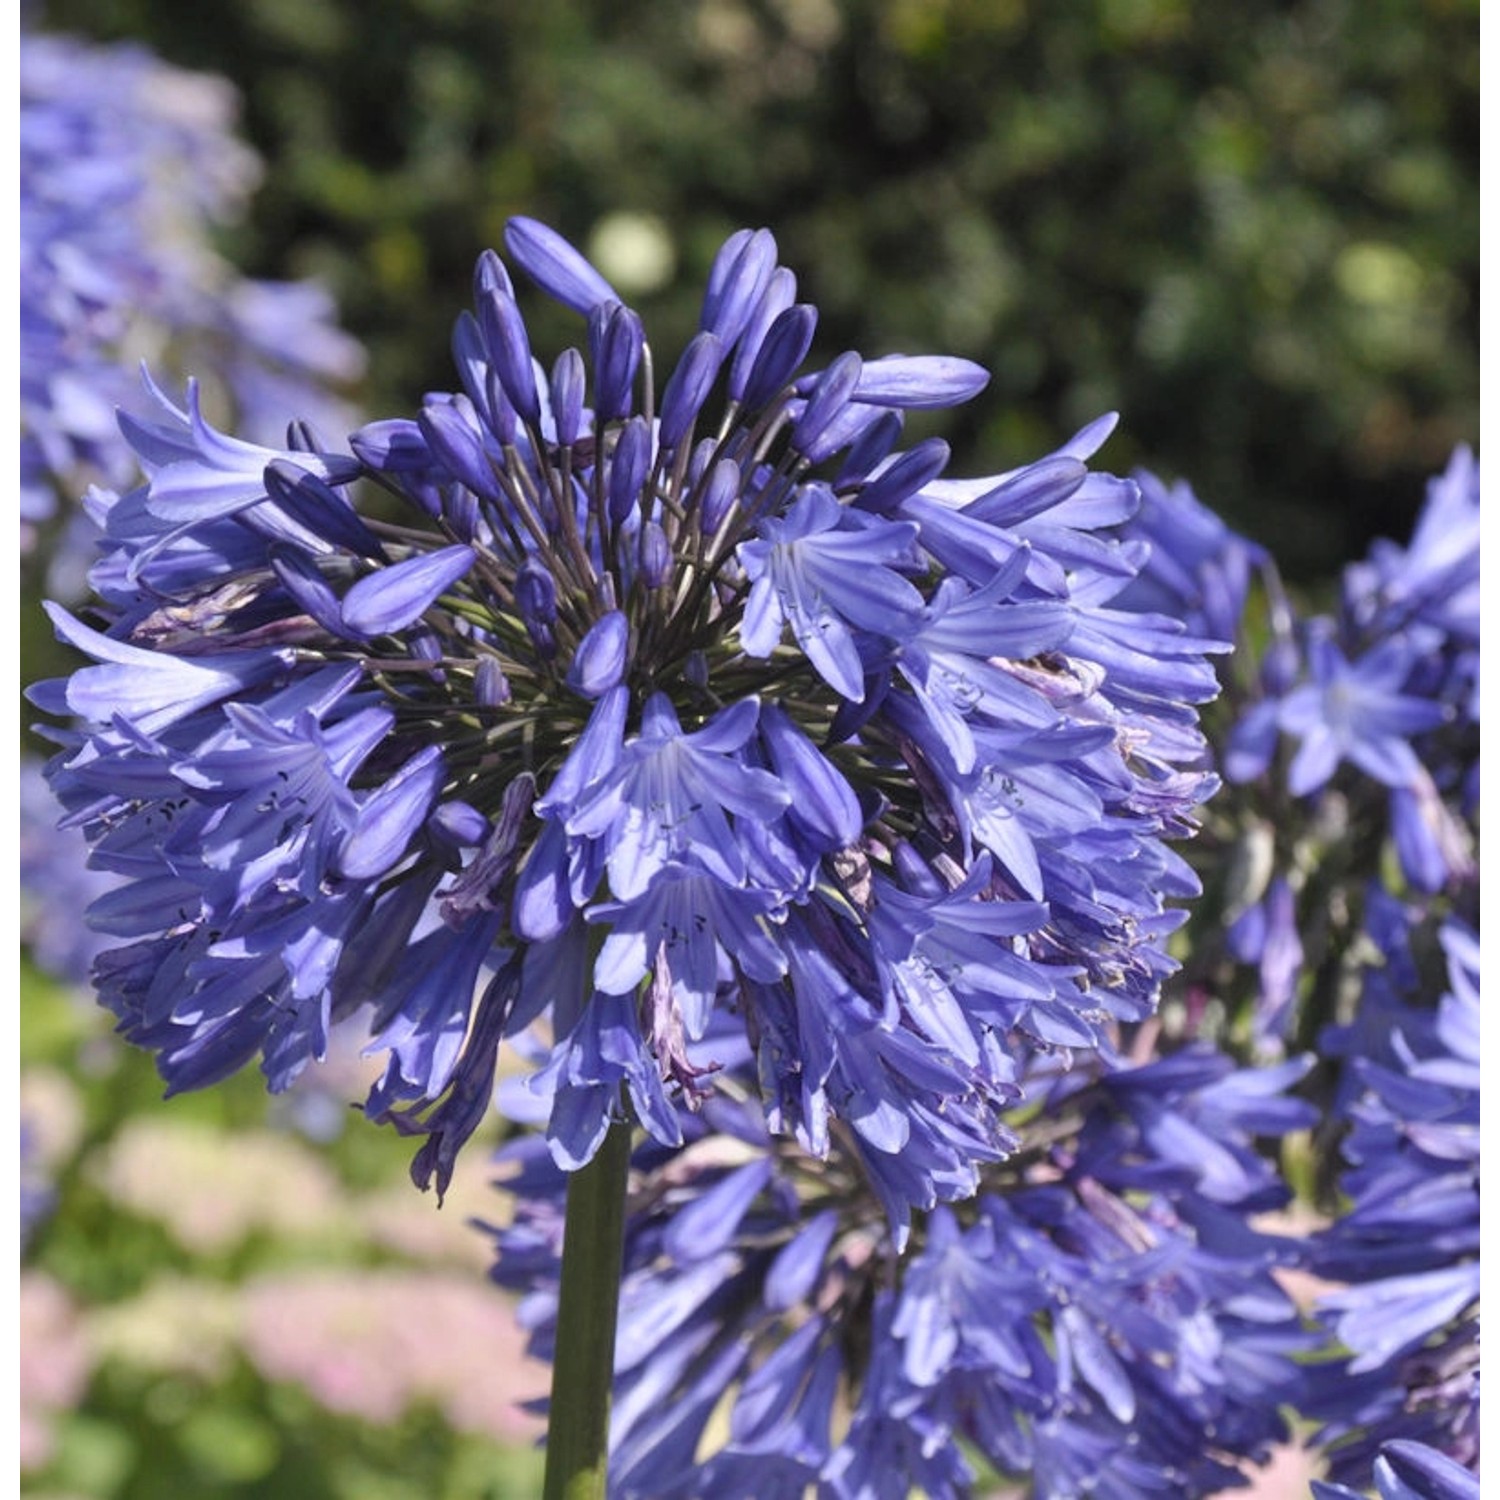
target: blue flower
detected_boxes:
[486,1036,1317,1497]
[1277,633,1449,797]
[738,487,925,699]
[32,217,1222,1211]
[565,695,789,902]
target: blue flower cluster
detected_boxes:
[483,446,1481,1497]
[1307,911,1479,1489]
[1115,454,1478,1054]
[29,183,1479,1497]
[485,1034,1317,1498]
[1109,454,1482,1499]
[32,218,1222,1232]
[20,30,364,561]
[1192,448,1474,899]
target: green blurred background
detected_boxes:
[22,958,550,1499]
[41,0,1479,579]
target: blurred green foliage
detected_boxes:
[42,0,1477,579]
[22,966,547,1500]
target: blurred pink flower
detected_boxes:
[20,1273,94,1471]
[242,1268,545,1439]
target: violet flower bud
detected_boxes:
[658,332,722,451]
[550,349,587,449]
[504,216,618,315]
[588,302,644,422]
[566,610,630,698]
[608,417,653,527]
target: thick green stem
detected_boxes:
[542,1117,632,1500]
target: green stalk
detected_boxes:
[542,1117,632,1500]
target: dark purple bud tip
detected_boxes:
[962,454,1086,527]
[418,398,502,502]
[728,265,798,402]
[284,419,325,454]
[515,558,559,628]
[834,409,904,487]
[700,227,777,350]
[740,304,818,412]
[474,656,512,707]
[608,417,653,527]
[477,289,541,427]
[698,458,742,537]
[639,520,673,589]
[791,351,862,461]
[452,312,518,443]
[854,438,951,516]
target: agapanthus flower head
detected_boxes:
[33,217,1223,1225]
[485,1035,1318,1498]
[1113,455,1479,1067]
[1305,916,1479,1490]
[1208,451,1477,895]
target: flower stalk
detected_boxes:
[542,1116,632,1500]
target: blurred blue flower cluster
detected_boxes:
[1215,446,1477,897]
[1111,455,1480,1496]
[20,30,364,567]
[1308,913,1479,1488]
[20,27,368,1002]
